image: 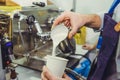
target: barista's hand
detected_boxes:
[52,11,87,39]
[52,11,101,39]
[41,66,71,80]
[82,43,95,50]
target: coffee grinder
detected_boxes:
[0,14,15,80]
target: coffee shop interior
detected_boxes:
[0,0,115,80]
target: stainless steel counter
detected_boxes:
[15,66,41,80]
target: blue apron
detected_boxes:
[87,0,120,80]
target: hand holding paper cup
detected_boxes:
[46,55,68,78]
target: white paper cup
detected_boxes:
[46,55,68,78]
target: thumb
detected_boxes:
[43,66,57,80]
[68,27,78,39]
[62,74,72,80]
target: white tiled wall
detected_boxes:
[49,0,113,13]
[76,0,113,14]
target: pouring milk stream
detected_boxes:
[51,24,69,56]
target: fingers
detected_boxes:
[41,72,48,80]
[52,14,65,27]
[82,44,94,50]
[64,19,71,27]
[52,11,70,27]
[52,11,80,39]
[41,66,48,80]
[82,44,88,50]
[41,66,71,80]
[41,66,57,80]
[62,74,72,80]
[68,27,78,39]
[62,74,69,78]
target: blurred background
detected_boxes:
[0,0,114,80]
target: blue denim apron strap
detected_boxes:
[108,0,120,14]
[87,13,119,80]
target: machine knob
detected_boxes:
[33,2,45,7]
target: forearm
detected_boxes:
[83,14,102,29]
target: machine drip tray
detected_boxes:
[13,41,53,71]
